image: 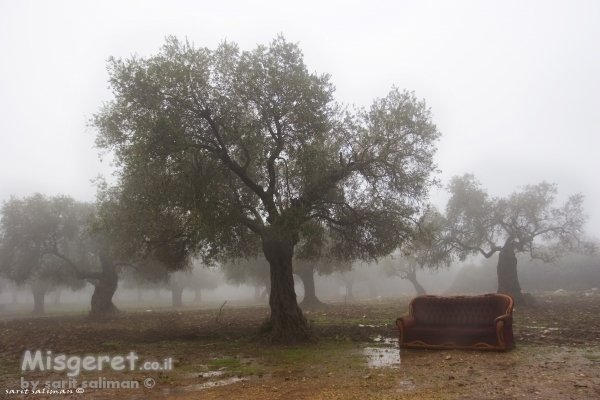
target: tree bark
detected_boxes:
[296,267,324,308]
[263,238,310,343]
[89,251,120,318]
[171,284,184,308]
[31,280,47,315]
[497,244,524,304]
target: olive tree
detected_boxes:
[0,194,118,316]
[92,36,440,342]
[434,174,596,304]
[379,206,444,296]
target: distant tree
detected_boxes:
[0,194,99,315]
[221,257,270,301]
[188,266,221,303]
[433,174,596,304]
[380,207,444,296]
[92,36,440,342]
[380,256,426,296]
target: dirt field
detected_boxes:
[1,291,599,399]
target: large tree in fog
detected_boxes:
[0,194,114,316]
[434,174,596,304]
[92,36,440,342]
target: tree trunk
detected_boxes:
[137,289,143,302]
[296,268,324,308]
[345,277,355,301]
[89,251,120,318]
[263,239,310,343]
[193,288,201,303]
[171,285,184,308]
[31,281,47,315]
[497,244,524,304]
[405,269,426,296]
[11,289,19,304]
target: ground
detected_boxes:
[1,291,599,399]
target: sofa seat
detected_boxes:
[403,325,498,347]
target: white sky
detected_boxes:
[1,0,599,237]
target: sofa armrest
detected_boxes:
[396,316,416,345]
[494,314,512,326]
[494,314,514,350]
[397,316,416,329]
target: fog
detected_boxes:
[2,253,597,316]
[1,1,599,238]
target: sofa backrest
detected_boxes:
[409,294,513,326]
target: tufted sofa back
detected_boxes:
[410,294,513,326]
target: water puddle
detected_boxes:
[523,326,560,330]
[363,336,401,368]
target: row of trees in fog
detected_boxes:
[0,36,596,343]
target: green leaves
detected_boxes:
[92,35,441,264]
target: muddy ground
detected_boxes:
[1,291,599,399]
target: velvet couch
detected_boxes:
[396,293,515,351]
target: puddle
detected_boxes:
[363,337,401,368]
[188,376,248,389]
[523,326,560,330]
[364,347,401,368]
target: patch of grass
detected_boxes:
[0,357,20,376]
[206,357,240,370]
[102,340,127,349]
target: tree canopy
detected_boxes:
[0,194,112,314]
[92,35,441,341]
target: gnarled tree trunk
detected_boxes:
[89,251,120,318]
[404,268,426,296]
[31,280,47,315]
[497,244,523,304]
[296,267,324,308]
[263,238,310,343]
[193,288,201,303]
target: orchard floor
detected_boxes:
[1,291,599,399]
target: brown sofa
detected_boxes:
[396,293,515,351]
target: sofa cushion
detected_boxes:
[411,294,511,327]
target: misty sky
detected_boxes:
[1,0,599,237]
